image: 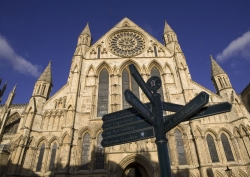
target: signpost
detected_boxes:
[101,64,232,177]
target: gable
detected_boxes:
[85,17,172,59]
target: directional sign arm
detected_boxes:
[188,102,232,121]
[129,64,155,105]
[124,89,159,127]
[162,91,209,133]
[163,102,232,123]
[161,102,183,112]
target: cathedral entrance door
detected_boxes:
[122,162,148,177]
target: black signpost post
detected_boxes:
[101,64,232,177]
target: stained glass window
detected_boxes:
[97,69,109,117]
[206,134,219,162]
[221,133,235,161]
[36,143,45,171]
[122,68,140,109]
[174,129,187,165]
[81,133,90,169]
[96,133,104,169]
[49,143,57,171]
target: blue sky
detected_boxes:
[0,0,250,104]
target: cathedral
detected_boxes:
[0,17,250,177]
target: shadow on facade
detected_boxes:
[0,145,200,177]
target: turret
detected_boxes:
[210,55,232,94]
[5,84,16,107]
[78,23,92,46]
[163,21,178,45]
[32,61,53,100]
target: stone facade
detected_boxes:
[0,17,250,177]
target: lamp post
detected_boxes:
[225,166,232,177]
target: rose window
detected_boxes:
[108,30,146,57]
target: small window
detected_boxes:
[174,129,187,165]
[36,143,45,171]
[221,133,234,161]
[96,133,104,169]
[97,47,101,59]
[153,46,158,57]
[42,85,46,95]
[206,134,219,162]
[37,85,41,94]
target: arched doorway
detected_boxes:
[122,162,148,177]
[115,154,154,177]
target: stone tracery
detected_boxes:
[108,30,146,57]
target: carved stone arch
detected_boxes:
[214,170,223,177]
[96,61,112,75]
[27,136,36,148]
[78,126,93,138]
[122,20,131,27]
[60,131,70,144]
[147,59,164,74]
[239,124,248,136]
[218,127,233,137]
[115,154,154,177]
[196,125,203,137]
[204,128,218,139]
[188,172,196,177]
[164,62,174,74]
[238,169,248,177]
[48,136,60,147]
[5,112,21,126]
[86,64,95,76]
[119,59,141,73]
[93,126,103,138]
[233,127,241,137]
[174,124,188,136]
[72,64,78,73]
[36,136,48,147]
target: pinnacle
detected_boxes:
[81,23,91,36]
[210,55,226,78]
[38,61,53,84]
[164,20,174,34]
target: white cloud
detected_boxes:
[0,35,41,77]
[216,31,250,62]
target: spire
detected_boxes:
[164,20,174,34]
[81,23,91,36]
[210,55,226,78]
[12,84,17,93]
[38,61,52,84]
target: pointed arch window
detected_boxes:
[36,143,45,171]
[153,46,158,57]
[97,68,109,117]
[122,68,140,109]
[81,133,90,169]
[206,134,219,162]
[221,133,235,161]
[42,84,46,95]
[174,129,187,165]
[218,77,224,88]
[223,77,228,87]
[96,132,104,169]
[49,143,57,171]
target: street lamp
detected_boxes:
[225,166,232,177]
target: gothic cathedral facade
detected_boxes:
[0,18,250,177]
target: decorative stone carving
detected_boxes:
[108,30,146,57]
